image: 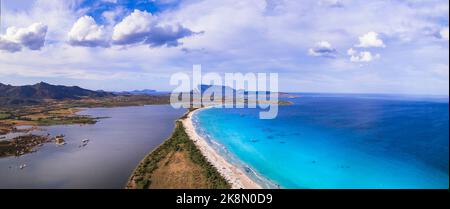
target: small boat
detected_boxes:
[55,135,65,145]
[19,164,27,169]
[79,139,90,147]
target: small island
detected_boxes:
[0,134,51,157]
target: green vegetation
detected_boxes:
[0,105,97,135]
[0,113,11,120]
[62,94,170,108]
[0,81,113,106]
[0,135,51,157]
[30,116,98,126]
[179,108,198,119]
[128,120,231,189]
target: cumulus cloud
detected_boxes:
[102,7,126,25]
[0,37,22,53]
[1,0,449,95]
[112,10,196,47]
[144,24,198,47]
[66,10,197,48]
[68,16,109,47]
[356,32,386,48]
[308,41,337,58]
[112,10,155,45]
[0,23,48,52]
[440,27,449,41]
[347,48,380,62]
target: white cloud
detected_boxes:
[112,9,196,47]
[68,16,109,47]
[1,0,448,94]
[347,48,380,62]
[356,32,386,48]
[112,10,155,45]
[0,37,22,52]
[0,23,48,52]
[308,41,337,58]
[440,27,449,41]
[102,7,126,25]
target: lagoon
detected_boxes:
[0,105,184,189]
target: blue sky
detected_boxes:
[0,0,448,95]
[79,0,180,23]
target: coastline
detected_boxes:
[126,107,231,189]
[181,108,262,189]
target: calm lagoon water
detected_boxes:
[0,105,184,189]
[194,94,449,189]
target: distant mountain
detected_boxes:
[114,89,158,95]
[198,84,236,95]
[0,82,113,105]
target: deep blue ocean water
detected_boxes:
[193,94,449,189]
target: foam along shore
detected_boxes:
[182,108,262,189]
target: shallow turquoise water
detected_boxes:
[194,94,449,189]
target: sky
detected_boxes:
[0,0,448,95]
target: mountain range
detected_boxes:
[0,82,113,105]
[114,89,158,95]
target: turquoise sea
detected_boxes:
[193,94,449,189]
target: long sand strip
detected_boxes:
[182,108,262,189]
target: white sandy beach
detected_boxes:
[181,108,262,189]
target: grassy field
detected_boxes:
[0,113,10,120]
[127,120,231,189]
[61,94,170,108]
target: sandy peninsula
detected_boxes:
[181,108,262,189]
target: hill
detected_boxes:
[114,89,159,95]
[0,82,113,105]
